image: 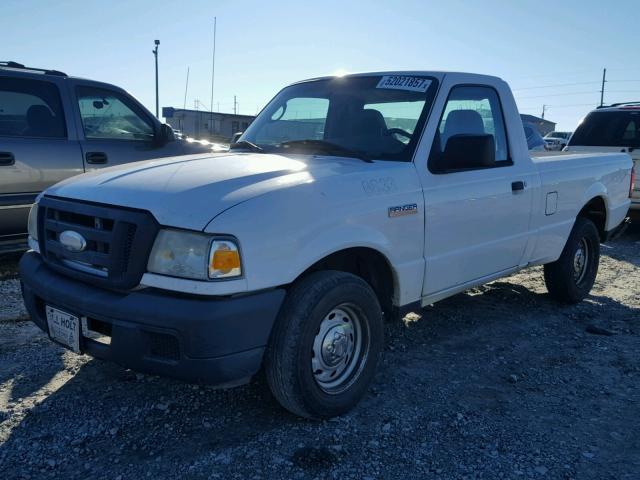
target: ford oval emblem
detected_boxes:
[59,230,87,252]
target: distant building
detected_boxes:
[162,107,255,142]
[520,114,556,136]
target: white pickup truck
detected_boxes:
[20,71,634,419]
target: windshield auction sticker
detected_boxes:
[376,76,431,92]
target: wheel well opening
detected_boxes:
[578,196,606,241]
[299,248,396,319]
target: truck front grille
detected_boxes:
[38,196,158,290]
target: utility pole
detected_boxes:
[599,68,607,107]
[541,104,547,119]
[153,40,160,118]
[233,95,237,115]
[210,17,217,137]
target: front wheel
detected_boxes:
[264,271,383,418]
[544,217,600,303]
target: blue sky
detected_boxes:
[4,0,639,130]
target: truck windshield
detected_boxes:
[569,111,640,148]
[237,75,439,162]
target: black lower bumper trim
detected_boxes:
[19,251,285,385]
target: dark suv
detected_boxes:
[0,61,210,252]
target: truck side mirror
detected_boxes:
[441,134,496,171]
[155,123,175,146]
[231,132,243,144]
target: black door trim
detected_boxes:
[0,192,38,208]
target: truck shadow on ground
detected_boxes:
[1,274,639,478]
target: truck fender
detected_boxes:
[580,182,608,213]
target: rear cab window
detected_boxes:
[569,110,640,148]
[0,77,66,138]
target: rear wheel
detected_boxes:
[544,217,600,303]
[264,270,383,418]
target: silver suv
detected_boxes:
[0,61,210,252]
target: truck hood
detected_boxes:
[45,152,369,230]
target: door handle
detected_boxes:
[85,152,108,164]
[0,152,15,166]
[511,181,525,192]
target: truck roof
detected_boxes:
[292,70,505,85]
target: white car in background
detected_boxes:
[565,103,639,217]
[544,131,572,151]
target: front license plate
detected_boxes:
[45,305,80,353]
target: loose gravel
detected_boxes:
[0,227,639,479]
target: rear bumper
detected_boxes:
[19,251,285,385]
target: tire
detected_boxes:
[543,217,600,303]
[264,270,383,419]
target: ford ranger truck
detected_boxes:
[19,72,634,419]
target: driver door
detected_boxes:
[72,83,183,170]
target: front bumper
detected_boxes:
[19,251,285,385]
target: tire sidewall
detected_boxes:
[564,218,600,299]
[291,276,383,417]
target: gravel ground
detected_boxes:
[0,253,27,323]
[0,227,639,480]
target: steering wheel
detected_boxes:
[387,128,412,140]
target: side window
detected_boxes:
[255,97,329,144]
[0,78,66,138]
[76,86,154,141]
[429,85,510,173]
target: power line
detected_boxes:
[516,91,599,99]
[513,79,640,93]
[512,81,600,91]
[519,102,596,110]
[508,69,595,81]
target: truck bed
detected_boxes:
[525,151,632,266]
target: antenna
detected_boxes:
[210,17,217,136]
[183,67,189,110]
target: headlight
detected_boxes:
[27,204,38,241]
[147,229,242,280]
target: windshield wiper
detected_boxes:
[229,140,264,153]
[276,139,373,163]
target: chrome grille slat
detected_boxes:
[46,241,111,267]
[44,218,113,243]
